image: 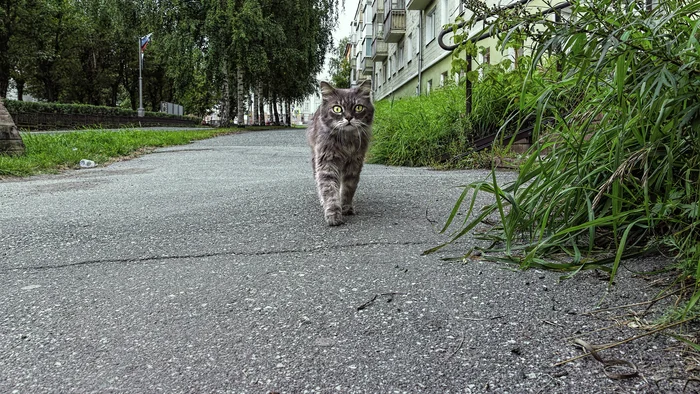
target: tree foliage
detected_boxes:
[0,0,340,118]
[329,36,351,88]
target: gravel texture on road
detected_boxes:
[1,128,697,393]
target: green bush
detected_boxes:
[432,0,700,302]
[3,100,199,121]
[369,62,542,168]
[368,84,470,167]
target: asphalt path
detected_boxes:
[0,128,695,393]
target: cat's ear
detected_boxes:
[355,79,372,98]
[319,81,336,97]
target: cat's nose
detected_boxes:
[345,115,352,121]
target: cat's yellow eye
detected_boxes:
[354,105,365,112]
[332,105,343,113]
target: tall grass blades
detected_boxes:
[369,63,539,168]
[369,85,470,167]
[433,0,700,286]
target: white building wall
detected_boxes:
[373,0,464,100]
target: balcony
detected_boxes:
[383,9,406,43]
[372,0,384,17]
[406,0,430,10]
[360,56,373,76]
[372,38,388,61]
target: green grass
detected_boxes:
[369,84,471,167]
[429,0,700,299]
[0,128,239,178]
[369,64,537,169]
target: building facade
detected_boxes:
[348,0,571,101]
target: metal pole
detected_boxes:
[138,37,144,117]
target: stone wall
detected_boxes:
[0,100,26,156]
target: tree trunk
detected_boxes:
[16,80,25,101]
[0,98,25,156]
[285,101,291,127]
[273,95,280,125]
[236,66,245,127]
[269,100,275,125]
[219,70,230,127]
[247,95,253,125]
[0,38,10,98]
[252,83,259,125]
[258,83,264,125]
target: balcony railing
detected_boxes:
[373,15,384,39]
[372,0,384,16]
[360,57,373,75]
[383,9,406,43]
[371,38,388,61]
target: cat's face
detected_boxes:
[319,80,374,132]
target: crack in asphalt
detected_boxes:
[2,240,431,272]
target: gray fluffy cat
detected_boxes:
[306,80,374,226]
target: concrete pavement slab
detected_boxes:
[0,128,696,393]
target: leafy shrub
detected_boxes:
[369,83,471,167]
[4,100,199,121]
[369,64,538,168]
[432,0,700,299]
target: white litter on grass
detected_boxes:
[79,159,96,168]
[21,285,42,290]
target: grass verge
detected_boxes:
[1,128,246,178]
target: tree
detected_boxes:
[329,36,351,88]
[0,0,43,97]
[2,0,341,121]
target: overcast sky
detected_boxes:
[319,1,356,81]
[335,1,355,43]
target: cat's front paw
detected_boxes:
[342,205,355,215]
[325,211,344,226]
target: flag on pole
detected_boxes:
[140,33,152,52]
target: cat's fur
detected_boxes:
[306,80,374,226]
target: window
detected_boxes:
[406,34,413,63]
[507,47,524,69]
[365,39,372,57]
[398,41,404,70]
[440,72,447,87]
[383,62,387,83]
[440,0,448,27]
[415,32,420,55]
[514,47,524,67]
[391,0,405,9]
[482,47,491,65]
[426,8,436,43]
[480,47,491,77]
[426,79,432,95]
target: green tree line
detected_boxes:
[0,0,339,121]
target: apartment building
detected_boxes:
[348,0,570,101]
